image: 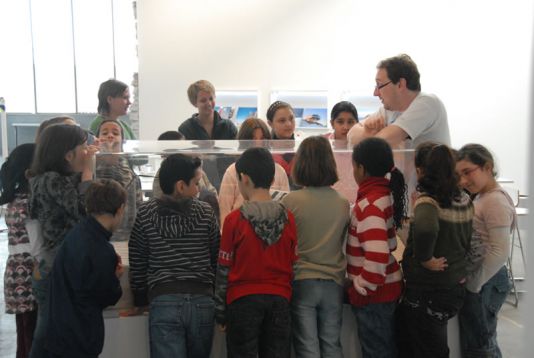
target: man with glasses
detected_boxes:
[348,54,450,149]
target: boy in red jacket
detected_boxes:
[214,147,298,358]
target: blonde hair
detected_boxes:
[187,80,215,106]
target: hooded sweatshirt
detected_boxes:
[129,196,220,306]
[214,201,297,324]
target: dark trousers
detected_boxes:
[16,310,38,358]
[397,284,465,358]
[226,294,291,358]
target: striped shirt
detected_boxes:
[129,197,220,306]
[346,177,402,306]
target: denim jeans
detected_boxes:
[291,279,344,358]
[397,284,465,358]
[149,294,215,358]
[352,301,397,358]
[226,294,291,358]
[29,276,50,358]
[459,266,511,358]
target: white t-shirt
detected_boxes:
[358,92,450,149]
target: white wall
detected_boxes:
[138,0,533,193]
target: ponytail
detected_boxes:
[0,143,35,205]
[389,167,407,229]
[416,143,461,207]
[353,137,407,228]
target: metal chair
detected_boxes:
[504,186,528,307]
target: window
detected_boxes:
[0,0,137,113]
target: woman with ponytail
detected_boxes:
[346,137,406,357]
[398,142,473,358]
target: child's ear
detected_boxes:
[240,173,251,186]
[174,180,186,195]
[65,150,74,164]
[115,203,126,218]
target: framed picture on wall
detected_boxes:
[298,108,328,128]
[216,90,259,126]
[235,107,258,124]
[215,106,235,120]
[270,90,328,130]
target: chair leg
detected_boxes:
[515,225,527,274]
[506,257,519,307]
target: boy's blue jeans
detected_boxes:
[291,279,344,358]
[149,294,215,358]
[352,301,397,358]
[459,266,511,358]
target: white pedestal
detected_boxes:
[102,305,461,358]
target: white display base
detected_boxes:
[102,305,461,358]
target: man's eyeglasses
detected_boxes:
[375,81,392,90]
[458,166,481,178]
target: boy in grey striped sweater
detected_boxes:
[129,154,220,358]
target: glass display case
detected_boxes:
[97,139,422,358]
[98,139,417,311]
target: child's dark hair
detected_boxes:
[35,116,75,140]
[31,124,88,176]
[352,138,407,229]
[85,179,127,215]
[235,147,275,189]
[159,154,202,195]
[158,131,184,141]
[415,141,462,208]
[96,119,125,139]
[456,143,497,178]
[292,136,338,187]
[330,101,359,122]
[266,101,293,122]
[0,143,35,205]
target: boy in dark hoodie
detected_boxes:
[214,147,298,358]
[129,154,220,358]
[46,179,125,358]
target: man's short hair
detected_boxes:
[378,54,421,91]
[159,154,202,195]
[85,179,127,215]
[235,147,275,189]
[187,80,215,106]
